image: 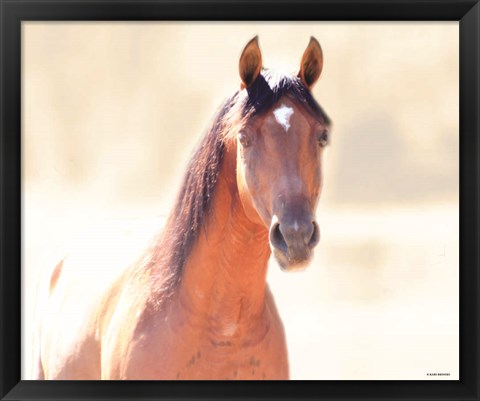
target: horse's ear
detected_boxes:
[298,37,323,89]
[239,36,262,89]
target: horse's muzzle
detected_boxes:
[269,215,320,271]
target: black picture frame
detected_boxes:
[1,1,478,400]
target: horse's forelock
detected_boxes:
[240,69,330,125]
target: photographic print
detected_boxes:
[22,22,459,380]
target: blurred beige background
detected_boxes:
[22,22,459,380]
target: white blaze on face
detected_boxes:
[273,104,294,133]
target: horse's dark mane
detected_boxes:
[145,69,330,298]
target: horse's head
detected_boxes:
[234,36,331,272]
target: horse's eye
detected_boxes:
[318,129,329,147]
[238,131,252,148]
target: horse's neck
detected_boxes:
[175,149,271,339]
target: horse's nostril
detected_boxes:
[270,222,288,252]
[308,221,320,248]
[270,218,320,254]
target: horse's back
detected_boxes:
[34,217,165,379]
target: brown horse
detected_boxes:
[32,36,331,380]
